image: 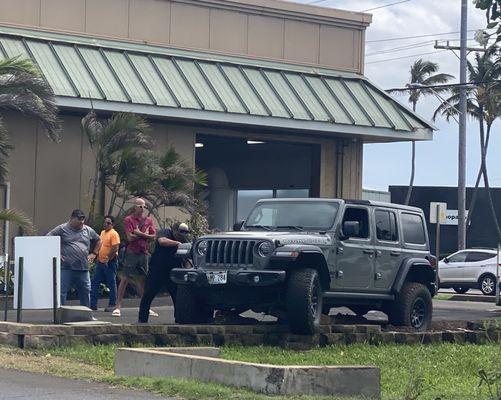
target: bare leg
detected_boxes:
[115,276,129,310]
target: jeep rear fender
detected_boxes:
[392,258,436,294]
[271,244,330,289]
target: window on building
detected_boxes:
[342,207,369,239]
[401,213,426,245]
[236,189,309,222]
[375,210,398,242]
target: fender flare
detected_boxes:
[391,257,434,294]
[271,244,331,289]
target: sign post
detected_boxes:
[430,202,447,288]
[496,244,501,307]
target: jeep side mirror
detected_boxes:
[341,221,360,240]
[233,221,244,231]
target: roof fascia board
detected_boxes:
[56,96,433,142]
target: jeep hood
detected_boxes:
[199,231,333,246]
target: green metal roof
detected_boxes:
[0,26,434,141]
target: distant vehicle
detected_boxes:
[438,248,499,295]
[172,198,436,333]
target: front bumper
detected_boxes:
[170,268,286,287]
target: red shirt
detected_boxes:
[123,214,156,255]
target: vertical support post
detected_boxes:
[53,257,58,324]
[496,244,501,306]
[435,205,441,288]
[16,257,23,323]
[3,255,8,321]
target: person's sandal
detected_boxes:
[149,309,159,317]
[112,308,121,317]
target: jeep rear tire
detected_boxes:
[386,282,432,331]
[286,268,323,334]
[175,285,214,324]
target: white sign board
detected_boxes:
[444,209,469,226]
[429,202,447,224]
[14,236,60,309]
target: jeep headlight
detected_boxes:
[196,240,208,256]
[257,241,274,258]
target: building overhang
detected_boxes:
[0,25,435,143]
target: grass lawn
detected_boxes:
[1,342,500,400]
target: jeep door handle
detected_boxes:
[390,251,401,257]
[363,249,374,255]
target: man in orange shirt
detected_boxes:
[90,215,120,312]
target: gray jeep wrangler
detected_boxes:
[171,198,437,334]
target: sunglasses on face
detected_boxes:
[104,221,112,225]
[178,229,189,234]
[136,205,146,209]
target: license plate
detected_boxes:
[206,271,227,285]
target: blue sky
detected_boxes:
[287,0,499,191]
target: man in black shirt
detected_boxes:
[138,222,190,323]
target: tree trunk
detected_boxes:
[404,102,418,205]
[465,124,491,234]
[478,111,501,242]
[98,172,106,217]
[88,160,100,224]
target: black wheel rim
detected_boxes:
[482,277,494,294]
[410,298,426,328]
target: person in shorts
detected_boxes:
[90,215,120,312]
[112,198,156,317]
[138,222,190,323]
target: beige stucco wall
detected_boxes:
[5,113,196,237]
[0,0,370,73]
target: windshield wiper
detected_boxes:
[245,225,273,231]
[275,225,304,231]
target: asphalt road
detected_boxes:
[0,368,173,400]
[3,293,501,325]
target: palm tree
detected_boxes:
[0,56,61,236]
[433,50,501,242]
[388,59,454,205]
[81,111,153,222]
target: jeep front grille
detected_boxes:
[205,240,256,267]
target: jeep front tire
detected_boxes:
[286,268,323,334]
[175,285,214,324]
[386,282,432,331]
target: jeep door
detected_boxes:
[334,205,374,289]
[373,208,403,290]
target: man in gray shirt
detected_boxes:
[47,209,101,307]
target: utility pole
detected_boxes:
[458,0,468,250]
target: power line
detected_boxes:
[365,49,449,64]
[386,79,501,92]
[366,29,481,43]
[361,0,411,12]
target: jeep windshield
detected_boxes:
[245,201,339,231]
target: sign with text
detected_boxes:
[430,202,447,224]
[444,209,469,226]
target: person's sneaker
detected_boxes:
[112,308,121,317]
[149,309,159,317]
[91,316,98,321]
[104,307,115,312]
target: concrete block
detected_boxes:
[136,324,168,335]
[39,325,74,336]
[355,325,382,334]
[331,325,357,334]
[442,331,466,344]
[223,325,255,335]
[115,348,380,398]
[56,306,94,323]
[7,323,33,335]
[153,334,182,347]
[93,334,125,345]
[69,335,96,346]
[156,347,221,358]
[0,332,18,346]
[24,335,59,349]
[70,324,114,335]
[322,333,345,345]
[422,332,442,344]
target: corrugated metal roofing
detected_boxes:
[0,26,434,138]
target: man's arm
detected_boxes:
[88,239,101,263]
[157,237,181,247]
[133,219,156,240]
[46,225,63,236]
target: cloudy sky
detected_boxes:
[287,0,497,191]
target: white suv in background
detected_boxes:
[438,248,499,296]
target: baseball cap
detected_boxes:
[70,209,86,219]
[178,223,190,234]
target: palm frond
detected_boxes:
[0,208,34,234]
[0,57,41,76]
[0,118,13,183]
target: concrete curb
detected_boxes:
[448,294,496,303]
[115,347,380,398]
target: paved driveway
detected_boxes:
[0,368,173,400]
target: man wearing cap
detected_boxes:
[138,222,190,323]
[47,209,101,307]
